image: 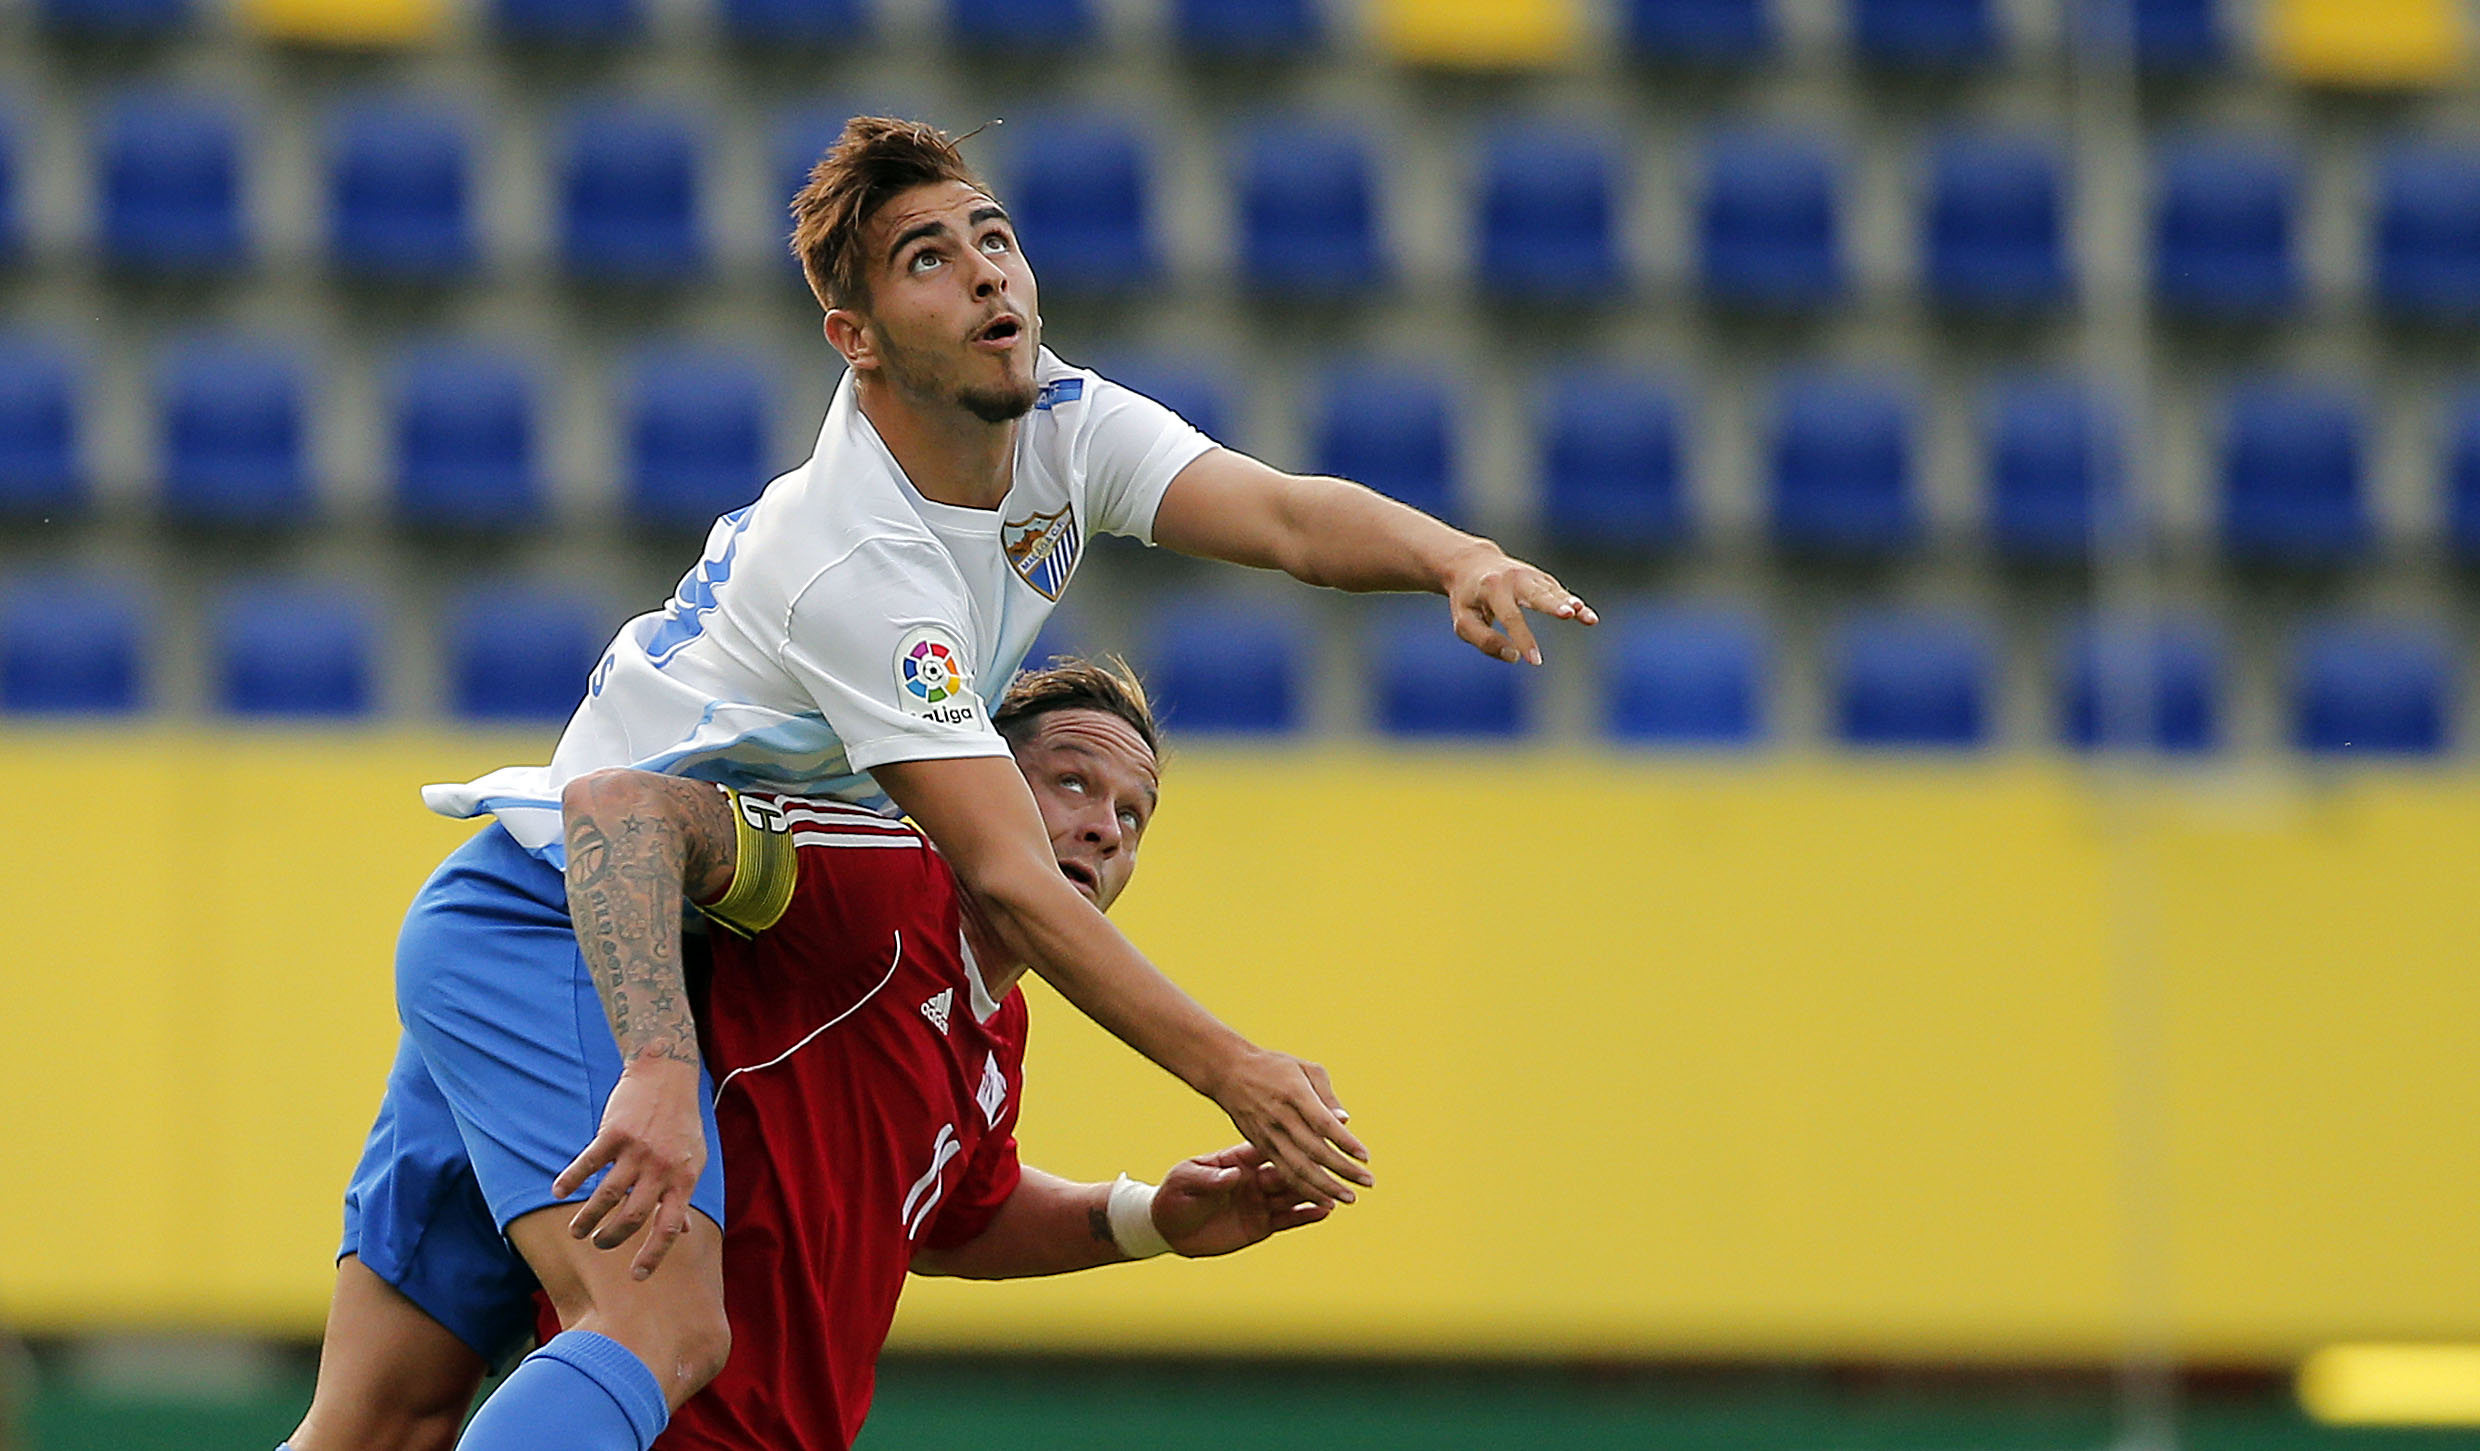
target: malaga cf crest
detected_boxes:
[1002,502,1081,601]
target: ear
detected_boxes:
[824,308,874,373]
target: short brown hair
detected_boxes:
[789,116,988,312]
[994,655,1161,762]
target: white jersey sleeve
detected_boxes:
[777,538,1013,773]
[1077,372,1218,545]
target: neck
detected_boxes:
[856,374,1017,511]
[959,897,1027,1002]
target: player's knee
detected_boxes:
[673,1303,733,1393]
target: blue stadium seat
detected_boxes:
[1370,606,1527,738]
[557,105,705,284]
[2291,619,2453,756]
[1537,371,1689,550]
[0,338,83,520]
[1475,128,1624,300]
[1985,380,2126,561]
[38,0,193,37]
[1830,610,1993,749]
[948,0,1093,49]
[1237,124,1381,295]
[2373,143,2480,321]
[492,0,642,45]
[97,94,246,274]
[1020,610,1083,673]
[1006,117,1155,294]
[445,585,608,723]
[390,345,541,532]
[2218,381,2366,565]
[1173,0,1320,55]
[2444,389,2480,560]
[158,339,309,527]
[327,99,475,282]
[624,346,774,531]
[1310,366,1455,524]
[1767,376,1918,557]
[2124,0,2223,70]
[721,0,868,44]
[1605,605,1765,745]
[1699,131,1843,309]
[1924,136,2068,312]
[1141,597,1305,734]
[2058,616,2222,753]
[213,581,374,718]
[1623,0,1772,64]
[1853,0,1998,67]
[0,575,144,713]
[1101,358,1233,446]
[2152,138,2299,319]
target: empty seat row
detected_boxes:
[14,572,2444,757]
[4,339,2469,569]
[0,336,772,530]
[0,575,612,720]
[1128,602,2456,754]
[28,94,2480,315]
[29,0,2230,70]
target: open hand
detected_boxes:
[551,1057,706,1280]
[1207,1048,1373,1207]
[1153,1144,1338,1258]
[1443,546,1597,666]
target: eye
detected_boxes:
[908,249,943,274]
[1117,808,1142,832]
[1058,773,1085,794]
[980,230,1012,254]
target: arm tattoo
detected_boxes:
[1089,1196,1118,1252]
[565,786,699,1067]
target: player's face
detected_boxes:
[848,180,1041,424]
[1014,708,1158,912]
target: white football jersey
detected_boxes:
[424,348,1214,860]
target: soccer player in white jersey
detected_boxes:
[285,117,1593,1451]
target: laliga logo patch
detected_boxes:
[1002,502,1081,601]
[895,625,982,725]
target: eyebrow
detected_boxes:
[1052,739,1160,807]
[884,204,1013,268]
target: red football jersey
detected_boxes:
[665,793,1028,1451]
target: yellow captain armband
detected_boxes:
[697,789,798,937]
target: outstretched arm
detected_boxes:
[1150,447,1598,665]
[872,753,1373,1208]
[552,768,741,1278]
[910,1146,1332,1281]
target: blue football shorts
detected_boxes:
[339,820,727,1363]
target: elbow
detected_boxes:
[559,766,647,822]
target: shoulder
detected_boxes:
[784,534,971,619]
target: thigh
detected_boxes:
[287,1256,486,1451]
[506,1202,731,1410]
[397,824,729,1236]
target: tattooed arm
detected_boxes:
[548,768,740,1278]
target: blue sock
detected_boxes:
[456,1330,669,1451]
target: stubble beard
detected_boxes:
[875,322,1038,424]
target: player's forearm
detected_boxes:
[560,770,733,1068]
[968,852,1250,1097]
[909,1169,1124,1280]
[1263,474,1498,596]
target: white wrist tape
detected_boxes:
[1106,1173,1171,1259]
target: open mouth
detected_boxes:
[1058,861,1097,895]
[974,315,1023,346]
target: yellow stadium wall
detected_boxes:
[6,731,2478,1365]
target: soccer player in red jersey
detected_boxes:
[536,657,1331,1449]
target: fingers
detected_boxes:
[629,1199,693,1281]
[552,1131,619,1201]
[1486,576,1544,667]
[1451,603,1521,665]
[1517,570,1597,628]
[1270,1199,1335,1234]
